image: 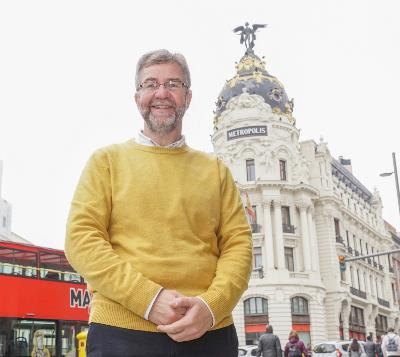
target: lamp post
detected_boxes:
[380,152,400,216]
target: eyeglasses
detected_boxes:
[139,79,187,91]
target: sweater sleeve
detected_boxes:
[65,149,162,318]
[198,159,252,325]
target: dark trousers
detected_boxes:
[86,322,238,357]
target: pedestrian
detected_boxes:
[284,330,307,357]
[381,328,400,357]
[256,325,283,357]
[365,335,376,357]
[376,335,384,357]
[349,338,362,357]
[64,49,253,357]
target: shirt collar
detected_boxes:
[137,131,186,148]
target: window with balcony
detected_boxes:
[246,159,255,181]
[279,160,287,181]
[334,218,340,237]
[253,247,262,269]
[282,206,294,233]
[285,247,294,272]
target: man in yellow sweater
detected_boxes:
[65,49,252,356]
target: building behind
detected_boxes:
[211,38,400,346]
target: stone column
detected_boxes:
[272,199,286,270]
[262,200,275,270]
[297,200,312,271]
[307,207,319,272]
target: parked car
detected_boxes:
[313,341,366,357]
[239,345,258,356]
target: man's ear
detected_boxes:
[185,89,192,109]
[134,92,139,105]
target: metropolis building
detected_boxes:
[211,43,400,346]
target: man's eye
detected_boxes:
[167,81,180,88]
[143,81,158,89]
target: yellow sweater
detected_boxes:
[65,140,252,332]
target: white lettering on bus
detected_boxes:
[70,288,91,309]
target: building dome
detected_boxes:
[214,52,294,121]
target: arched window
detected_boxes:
[244,297,268,316]
[291,296,309,315]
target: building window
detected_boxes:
[244,297,268,316]
[246,159,255,181]
[279,160,287,181]
[334,218,341,241]
[285,247,295,272]
[282,206,294,233]
[392,283,396,302]
[2,216,5,228]
[291,297,309,315]
[340,268,346,282]
[253,247,262,269]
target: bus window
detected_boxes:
[0,247,37,278]
[4,319,56,357]
[39,252,82,283]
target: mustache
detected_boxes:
[150,99,176,108]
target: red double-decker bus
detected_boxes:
[0,240,89,357]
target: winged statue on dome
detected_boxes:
[233,22,267,53]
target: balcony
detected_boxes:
[378,264,384,271]
[347,246,353,254]
[373,261,378,268]
[251,223,262,234]
[350,287,367,299]
[336,236,344,244]
[378,298,390,308]
[354,250,360,256]
[282,223,295,234]
[367,258,372,265]
[389,267,394,273]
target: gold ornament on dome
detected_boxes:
[235,56,266,72]
[272,107,281,114]
[227,72,283,88]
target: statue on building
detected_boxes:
[233,22,267,53]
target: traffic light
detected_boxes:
[339,255,346,272]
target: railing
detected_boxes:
[378,264,384,271]
[378,298,390,308]
[367,258,372,265]
[354,250,360,256]
[373,261,378,268]
[251,223,262,233]
[282,223,295,234]
[348,246,353,254]
[336,236,344,244]
[289,272,309,279]
[389,267,394,273]
[350,287,367,299]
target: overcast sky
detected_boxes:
[1,0,399,249]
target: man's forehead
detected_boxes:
[140,62,184,79]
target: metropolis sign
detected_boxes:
[227,126,268,141]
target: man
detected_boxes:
[382,328,400,357]
[256,325,282,357]
[65,49,252,357]
[364,335,376,357]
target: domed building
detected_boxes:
[211,29,400,346]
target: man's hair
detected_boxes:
[388,327,395,333]
[367,336,372,341]
[135,49,191,90]
[266,325,273,333]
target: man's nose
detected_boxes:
[154,84,169,98]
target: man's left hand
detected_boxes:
[157,297,213,342]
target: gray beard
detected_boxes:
[139,106,186,135]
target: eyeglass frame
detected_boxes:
[138,78,188,92]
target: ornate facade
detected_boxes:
[211,51,400,346]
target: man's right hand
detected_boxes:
[148,289,187,325]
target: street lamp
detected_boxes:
[379,152,400,216]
